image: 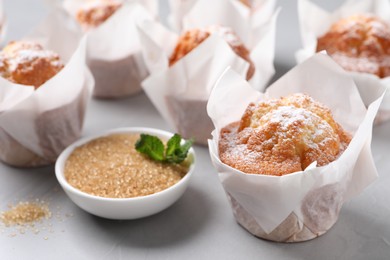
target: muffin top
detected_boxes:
[239,0,255,8]
[317,14,390,78]
[219,93,351,176]
[0,41,64,89]
[169,25,255,80]
[76,0,122,30]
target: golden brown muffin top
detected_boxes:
[219,93,351,176]
[317,14,390,78]
[239,0,254,8]
[0,41,64,89]
[76,0,122,30]
[169,25,255,80]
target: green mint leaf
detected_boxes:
[181,139,194,154]
[165,138,194,164]
[135,133,193,165]
[135,134,165,161]
[166,134,181,157]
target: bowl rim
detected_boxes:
[55,127,196,202]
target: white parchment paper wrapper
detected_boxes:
[296,0,390,124]
[139,5,277,145]
[0,0,6,43]
[168,0,276,33]
[207,53,385,242]
[62,0,156,98]
[0,10,94,167]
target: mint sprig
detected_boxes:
[135,133,193,164]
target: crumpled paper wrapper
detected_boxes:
[139,3,277,145]
[0,0,6,42]
[207,53,385,242]
[61,0,157,98]
[296,0,390,124]
[0,10,94,167]
[168,0,276,33]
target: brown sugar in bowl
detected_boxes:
[55,127,195,219]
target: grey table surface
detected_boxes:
[1,0,389,259]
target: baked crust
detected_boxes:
[317,14,390,78]
[219,93,351,176]
[76,0,122,30]
[0,41,64,89]
[169,26,255,80]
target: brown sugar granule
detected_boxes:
[64,134,188,198]
[0,201,51,227]
[219,93,351,176]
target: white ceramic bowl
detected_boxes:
[55,127,195,220]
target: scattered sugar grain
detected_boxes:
[0,201,51,227]
[0,199,70,239]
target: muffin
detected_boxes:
[140,5,277,145]
[65,0,150,98]
[75,0,122,30]
[219,93,351,176]
[216,93,353,242]
[169,25,255,80]
[0,41,64,89]
[317,14,390,78]
[0,34,92,167]
[208,54,382,242]
[165,25,256,144]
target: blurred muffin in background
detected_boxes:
[239,0,254,8]
[76,0,122,30]
[317,14,390,78]
[169,25,255,80]
[0,41,64,89]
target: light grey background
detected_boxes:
[1,0,389,259]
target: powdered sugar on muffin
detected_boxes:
[0,41,64,89]
[317,14,390,78]
[219,93,351,176]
